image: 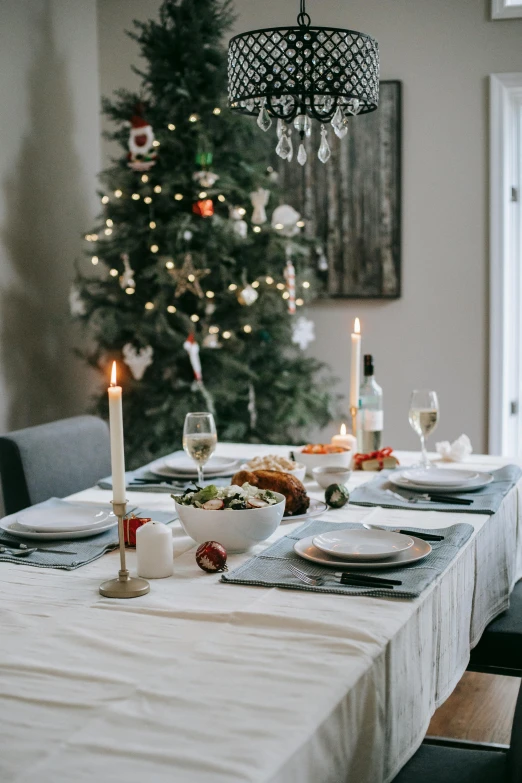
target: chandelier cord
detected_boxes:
[297,0,311,27]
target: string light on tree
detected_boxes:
[168,123,176,131]
[145,302,155,310]
[101,195,109,204]
[149,221,156,229]
[213,107,221,115]
[109,268,119,277]
[174,193,183,201]
[167,305,177,313]
[144,196,152,204]
[142,174,149,183]
[114,189,122,198]
[91,256,99,265]
[154,185,162,193]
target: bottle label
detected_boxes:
[363,410,383,432]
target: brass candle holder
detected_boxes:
[99,500,150,599]
[350,405,358,444]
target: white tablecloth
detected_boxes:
[1,447,521,783]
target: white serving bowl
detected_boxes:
[312,465,352,489]
[240,462,306,483]
[297,448,352,477]
[174,492,286,553]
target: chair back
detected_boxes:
[508,682,522,783]
[0,416,111,515]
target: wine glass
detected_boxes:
[183,412,217,484]
[408,390,439,469]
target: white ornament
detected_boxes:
[122,343,154,381]
[184,334,202,381]
[238,284,259,306]
[272,204,301,237]
[233,219,248,239]
[292,316,315,350]
[203,333,221,349]
[193,170,219,188]
[69,285,86,316]
[316,244,328,271]
[119,253,135,290]
[250,188,270,225]
[183,230,193,241]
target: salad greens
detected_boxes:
[172,483,279,510]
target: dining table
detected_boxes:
[1,444,521,783]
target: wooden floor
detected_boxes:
[427,671,520,744]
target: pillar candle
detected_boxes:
[136,521,173,579]
[108,361,126,504]
[331,423,358,451]
[349,317,361,409]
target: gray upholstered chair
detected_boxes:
[0,415,111,515]
[467,581,522,677]
[393,682,522,782]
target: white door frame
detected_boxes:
[489,73,522,454]
[492,0,522,19]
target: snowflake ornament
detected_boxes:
[292,316,315,350]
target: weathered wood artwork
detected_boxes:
[273,81,401,299]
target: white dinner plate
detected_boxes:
[402,468,479,487]
[312,529,414,561]
[149,456,241,479]
[283,498,328,522]
[1,515,117,541]
[390,470,494,493]
[294,534,432,569]
[15,504,113,533]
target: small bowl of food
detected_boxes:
[173,484,285,553]
[312,465,352,490]
[298,444,352,476]
[240,454,306,483]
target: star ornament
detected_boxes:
[169,253,210,298]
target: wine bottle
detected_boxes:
[359,355,383,451]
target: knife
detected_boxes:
[335,571,402,586]
[340,576,395,590]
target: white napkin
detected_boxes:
[435,434,473,462]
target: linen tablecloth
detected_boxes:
[1,447,521,783]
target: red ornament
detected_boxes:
[196,540,228,572]
[193,199,214,218]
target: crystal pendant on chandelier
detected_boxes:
[227,0,380,165]
[318,126,331,164]
[276,131,292,160]
[257,101,272,132]
[286,133,294,162]
[297,143,307,166]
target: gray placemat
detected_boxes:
[0,503,176,570]
[221,519,474,599]
[349,465,522,514]
[98,451,244,493]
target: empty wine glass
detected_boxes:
[183,412,217,484]
[408,390,439,469]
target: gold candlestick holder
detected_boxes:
[350,405,358,444]
[99,500,150,599]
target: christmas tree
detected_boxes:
[73,0,337,468]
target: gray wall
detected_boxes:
[97,0,522,452]
[0,0,100,434]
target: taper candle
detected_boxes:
[108,361,126,504]
[350,318,361,409]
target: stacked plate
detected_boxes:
[390,467,493,493]
[0,500,117,541]
[294,528,432,570]
[148,455,242,480]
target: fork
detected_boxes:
[286,563,325,586]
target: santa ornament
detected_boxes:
[184,333,202,381]
[127,109,157,172]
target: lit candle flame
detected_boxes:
[110,361,117,387]
[340,423,346,436]
[354,317,360,334]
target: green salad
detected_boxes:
[172,483,279,510]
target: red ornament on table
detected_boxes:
[193,199,214,218]
[196,541,228,572]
